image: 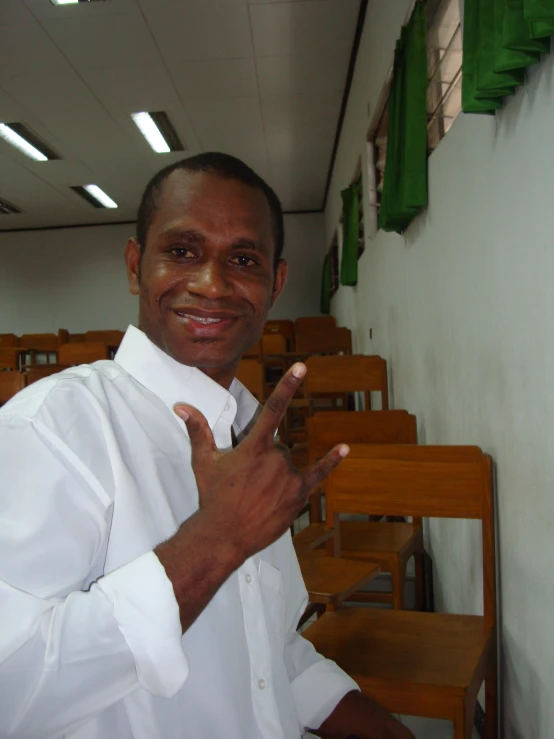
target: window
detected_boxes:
[367,0,463,211]
[426,0,462,151]
[329,231,339,299]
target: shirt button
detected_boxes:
[245,573,253,584]
[258,678,266,690]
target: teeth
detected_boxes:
[180,313,223,324]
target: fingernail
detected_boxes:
[291,363,306,379]
[338,444,350,458]
[174,407,190,422]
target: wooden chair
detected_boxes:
[303,411,424,611]
[19,333,59,365]
[0,334,19,348]
[58,342,110,365]
[295,327,352,355]
[234,359,266,401]
[85,330,124,347]
[57,329,69,346]
[304,354,389,411]
[0,371,26,405]
[264,319,294,350]
[0,348,24,371]
[294,316,336,338]
[303,445,496,739]
[25,365,70,385]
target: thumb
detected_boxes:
[174,404,218,468]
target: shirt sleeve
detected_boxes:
[279,536,360,732]
[0,413,188,738]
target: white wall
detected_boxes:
[0,212,325,334]
[325,1,554,735]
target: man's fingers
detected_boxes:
[174,404,218,467]
[302,444,350,493]
[250,363,306,443]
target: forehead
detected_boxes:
[148,170,274,247]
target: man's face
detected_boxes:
[125,170,287,387]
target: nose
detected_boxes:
[187,258,234,300]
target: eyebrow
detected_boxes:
[159,228,205,244]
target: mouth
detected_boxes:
[172,308,241,336]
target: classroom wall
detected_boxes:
[325,0,554,734]
[0,212,325,334]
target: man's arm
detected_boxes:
[313,691,415,739]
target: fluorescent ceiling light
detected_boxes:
[0,197,22,215]
[0,123,48,161]
[131,112,170,153]
[71,185,118,209]
[131,111,184,153]
[51,0,80,5]
[83,185,118,208]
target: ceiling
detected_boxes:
[0,0,361,231]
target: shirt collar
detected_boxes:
[115,325,260,437]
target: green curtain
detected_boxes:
[320,253,331,314]
[340,182,360,286]
[379,1,428,234]
[463,0,553,115]
[524,0,554,37]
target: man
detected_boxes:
[0,153,414,739]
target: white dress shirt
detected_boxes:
[0,325,358,739]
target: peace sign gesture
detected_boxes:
[174,363,349,562]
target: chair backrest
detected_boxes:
[0,348,22,370]
[57,329,69,346]
[264,320,294,350]
[234,359,265,401]
[85,330,124,346]
[69,333,86,343]
[19,333,59,352]
[58,342,110,365]
[25,365,69,385]
[0,334,19,348]
[326,445,495,625]
[0,371,26,404]
[295,327,352,355]
[261,333,287,355]
[294,316,336,338]
[304,354,389,409]
[307,410,417,463]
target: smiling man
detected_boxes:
[0,153,414,739]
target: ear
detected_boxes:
[271,259,288,307]
[125,238,141,296]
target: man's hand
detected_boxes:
[156,363,349,633]
[174,362,349,563]
[312,691,416,739]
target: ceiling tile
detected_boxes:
[262,91,341,159]
[41,12,160,71]
[23,0,141,21]
[143,1,253,63]
[256,51,347,97]
[250,0,359,58]
[172,58,258,102]
[0,21,68,82]
[81,62,181,113]
[0,0,36,25]
[186,97,267,177]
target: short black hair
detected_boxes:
[136,152,285,265]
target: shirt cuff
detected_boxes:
[96,551,188,698]
[291,658,360,732]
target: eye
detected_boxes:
[230,254,257,267]
[170,246,195,259]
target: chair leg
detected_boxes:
[391,561,405,610]
[453,704,472,739]
[485,642,498,739]
[309,491,322,524]
[414,551,425,611]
